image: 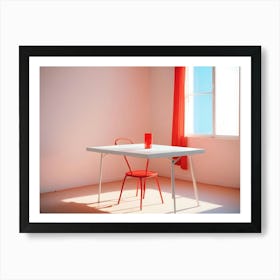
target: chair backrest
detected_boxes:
[114,138,133,145]
[114,137,150,172]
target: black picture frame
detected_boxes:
[19,46,261,233]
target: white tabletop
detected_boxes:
[86,144,204,159]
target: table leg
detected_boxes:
[189,156,199,206]
[171,159,176,214]
[170,157,180,214]
[98,153,105,203]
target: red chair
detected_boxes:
[114,138,164,210]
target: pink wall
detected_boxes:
[40,66,240,193]
[40,67,151,192]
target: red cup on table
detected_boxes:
[144,133,152,149]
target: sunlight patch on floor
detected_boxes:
[60,189,223,214]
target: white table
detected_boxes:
[86,144,205,213]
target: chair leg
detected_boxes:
[118,175,127,204]
[155,177,164,204]
[136,180,139,197]
[143,180,146,199]
[140,178,143,210]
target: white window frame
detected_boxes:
[185,66,240,139]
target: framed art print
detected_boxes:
[19,46,261,233]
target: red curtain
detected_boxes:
[172,67,188,169]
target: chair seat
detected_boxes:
[126,170,158,178]
[115,137,163,210]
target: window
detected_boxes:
[185,66,240,137]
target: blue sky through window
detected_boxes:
[193,67,213,134]
[194,67,213,93]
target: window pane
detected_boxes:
[215,67,239,136]
[186,94,213,135]
[193,67,213,93]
